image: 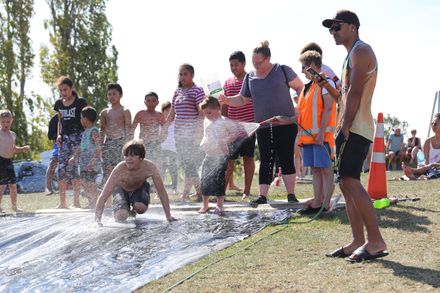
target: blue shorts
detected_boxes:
[302,143,332,168]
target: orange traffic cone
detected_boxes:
[367,113,387,200]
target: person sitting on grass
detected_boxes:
[198,96,246,214]
[406,129,422,165]
[402,162,440,180]
[386,128,405,170]
[401,113,440,179]
[95,140,176,225]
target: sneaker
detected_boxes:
[287,193,299,203]
[251,195,268,204]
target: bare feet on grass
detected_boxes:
[242,193,250,200]
[228,184,242,192]
[402,162,417,180]
[179,194,190,202]
[56,204,68,209]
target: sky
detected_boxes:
[28,0,440,140]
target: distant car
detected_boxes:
[14,161,48,193]
[3,160,104,194]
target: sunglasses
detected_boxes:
[329,23,343,33]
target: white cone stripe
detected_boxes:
[375,123,384,138]
[372,152,385,163]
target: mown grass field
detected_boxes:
[1,170,439,292]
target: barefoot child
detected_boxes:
[100,83,132,183]
[159,101,178,193]
[132,92,165,163]
[0,110,31,212]
[95,140,176,224]
[70,106,101,208]
[54,76,87,208]
[223,51,256,199]
[198,96,246,214]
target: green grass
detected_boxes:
[136,171,440,293]
[1,170,440,293]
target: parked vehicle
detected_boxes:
[3,160,104,194]
[14,161,48,193]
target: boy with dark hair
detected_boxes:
[95,140,176,224]
[132,91,165,163]
[0,110,31,212]
[198,96,246,214]
[71,106,101,208]
[100,83,132,185]
[223,51,256,200]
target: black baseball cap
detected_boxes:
[322,10,360,29]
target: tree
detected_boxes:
[40,0,118,113]
[383,113,409,142]
[0,0,41,159]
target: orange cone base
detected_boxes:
[368,162,387,199]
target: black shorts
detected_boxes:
[80,171,98,182]
[201,155,228,196]
[113,182,151,212]
[336,131,371,180]
[0,156,16,185]
[229,134,256,160]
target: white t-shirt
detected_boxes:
[322,63,341,88]
[160,122,176,152]
[200,116,245,156]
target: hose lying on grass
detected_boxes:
[161,117,339,292]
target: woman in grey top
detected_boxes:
[220,41,303,204]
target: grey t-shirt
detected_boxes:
[80,126,101,172]
[239,63,296,123]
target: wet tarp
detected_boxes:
[0,206,289,292]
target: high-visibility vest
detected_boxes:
[297,82,336,148]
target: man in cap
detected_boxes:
[322,10,388,263]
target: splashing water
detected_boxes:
[0,208,289,292]
[240,122,260,137]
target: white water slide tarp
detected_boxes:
[0,206,289,292]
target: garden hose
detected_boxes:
[161,117,345,292]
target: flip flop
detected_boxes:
[326,247,350,258]
[345,247,389,263]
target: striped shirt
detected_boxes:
[172,84,204,139]
[223,76,255,122]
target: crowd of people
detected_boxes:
[7,9,436,263]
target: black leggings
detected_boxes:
[256,124,297,185]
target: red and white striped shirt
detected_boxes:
[223,76,255,122]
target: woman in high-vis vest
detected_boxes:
[297,50,337,213]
